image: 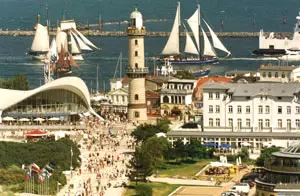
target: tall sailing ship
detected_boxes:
[56,19,99,61]
[161,2,231,65]
[29,22,50,60]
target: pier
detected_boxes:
[0,30,292,38]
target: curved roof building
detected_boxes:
[256,142,300,196]
[0,77,101,121]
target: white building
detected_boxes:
[160,79,197,115]
[200,82,300,151]
[105,88,128,113]
[258,64,300,83]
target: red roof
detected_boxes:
[26,130,47,136]
[194,76,232,95]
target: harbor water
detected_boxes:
[0,0,296,90]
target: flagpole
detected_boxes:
[70,147,73,178]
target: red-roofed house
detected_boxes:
[193,77,232,113]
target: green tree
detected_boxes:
[156,117,171,133]
[185,139,207,159]
[173,139,188,162]
[256,147,281,166]
[0,75,29,90]
[238,147,250,161]
[131,124,161,143]
[174,70,195,79]
[136,184,153,196]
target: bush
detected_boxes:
[136,184,152,196]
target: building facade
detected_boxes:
[160,79,197,115]
[258,64,299,83]
[126,8,148,122]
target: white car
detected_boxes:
[221,191,239,196]
[229,183,250,194]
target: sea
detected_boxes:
[0,0,298,90]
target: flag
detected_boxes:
[43,168,52,178]
[45,164,54,174]
[38,172,46,183]
[31,163,41,173]
[25,169,31,181]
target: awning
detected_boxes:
[18,118,30,122]
[2,116,15,121]
[26,130,47,137]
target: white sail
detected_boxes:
[71,31,93,51]
[203,19,231,56]
[161,2,180,55]
[73,28,99,50]
[56,27,68,52]
[31,24,49,52]
[201,28,216,57]
[184,32,199,55]
[187,5,200,52]
[70,32,81,54]
[49,38,57,57]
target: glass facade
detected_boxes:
[3,89,88,117]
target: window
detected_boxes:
[268,72,272,78]
[209,118,213,127]
[282,72,286,78]
[246,96,251,100]
[278,106,282,114]
[265,119,270,128]
[262,72,266,77]
[135,63,138,68]
[296,119,300,129]
[287,119,291,131]
[258,105,263,114]
[135,51,138,56]
[297,106,300,114]
[135,39,138,45]
[216,118,220,127]
[163,96,169,103]
[296,119,300,128]
[228,118,233,127]
[275,72,278,78]
[215,105,220,113]
[278,97,282,100]
[265,106,270,114]
[135,94,139,100]
[209,92,213,99]
[228,105,233,113]
[258,119,263,130]
[237,106,242,113]
[237,119,242,130]
[246,119,251,127]
[135,111,140,118]
[215,92,220,99]
[287,106,291,114]
[209,105,213,113]
[246,106,250,113]
[278,119,282,128]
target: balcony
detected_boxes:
[127,27,146,36]
[264,160,300,173]
[161,88,194,94]
[126,67,149,74]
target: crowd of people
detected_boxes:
[66,113,135,196]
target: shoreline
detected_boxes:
[0,30,292,38]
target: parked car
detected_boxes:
[229,183,250,194]
[221,191,239,196]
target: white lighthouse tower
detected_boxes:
[127,8,148,122]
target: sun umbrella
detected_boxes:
[18,118,30,122]
[48,117,60,121]
[2,116,15,121]
[34,117,45,122]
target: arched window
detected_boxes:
[135,51,138,56]
[135,39,138,45]
[163,96,169,103]
[135,94,139,100]
[135,63,138,68]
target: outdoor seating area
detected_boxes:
[0,116,75,126]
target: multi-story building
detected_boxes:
[160,79,197,115]
[258,64,300,83]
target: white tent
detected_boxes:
[34,117,45,122]
[18,118,30,122]
[48,117,60,121]
[2,116,15,121]
[241,142,251,147]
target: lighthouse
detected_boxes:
[126,8,148,122]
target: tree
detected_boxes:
[256,147,281,166]
[0,75,29,90]
[174,70,195,79]
[131,124,161,143]
[238,147,250,160]
[136,184,152,196]
[156,117,171,133]
[185,139,207,159]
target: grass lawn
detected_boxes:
[156,159,211,177]
[125,182,180,196]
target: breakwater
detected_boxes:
[0,30,292,38]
